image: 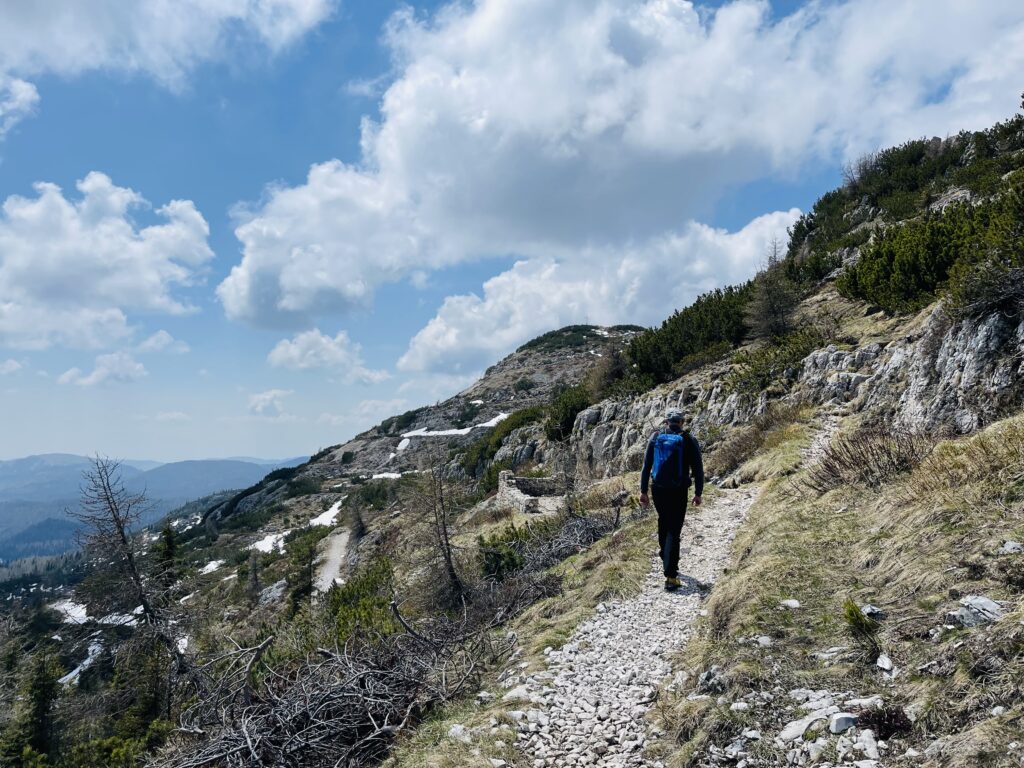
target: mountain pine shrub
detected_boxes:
[544,385,592,442]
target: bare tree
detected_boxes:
[419,459,467,604]
[70,456,193,679]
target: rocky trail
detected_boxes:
[506,486,759,768]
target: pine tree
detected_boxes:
[1,650,62,765]
[246,550,261,607]
[745,239,799,339]
[153,523,178,593]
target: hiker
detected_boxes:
[639,409,704,590]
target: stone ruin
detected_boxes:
[496,471,566,515]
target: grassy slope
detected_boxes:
[656,412,1024,767]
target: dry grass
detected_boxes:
[657,413,1024,767]
[705,402,812,479]
[803,425,937,493]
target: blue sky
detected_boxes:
[0,0,1022,461]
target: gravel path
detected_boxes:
[314,529,350,593]
[510,487,759,768]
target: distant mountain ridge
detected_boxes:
[0,453,308,561]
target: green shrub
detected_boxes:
[839,175,1024,315]
[453,402,482,427]
[340,451,355,465]
[478,458,513,495]
[478,527,528,581]
[324,558,398,643]
[308,445,337,463]
[286,476,320,498]
[626,285,752,385]
[842,598,881,658]
[789,112,1024,294]
[355,480,394,509]
[513,376,535,392]
[544,384,592,442]
[378,408,425,435]
[517,325,602,353]
[726,327,824,394]
[461,406,544,475]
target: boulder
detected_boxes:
[829,713,858,734]
[945,595,1005,627]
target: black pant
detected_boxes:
[652,486,688,578]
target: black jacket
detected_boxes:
[640,427,704,496]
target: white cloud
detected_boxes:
[137,330,190,354]
[58,351,148,387]
[267,328,389,383]
[155,411,191,423]
[218,0,1024,330]
[0,1,334,89]
[248,388,292,417]
[0,77,39,138]
[0,172,213,350]
[399,210,798,372]
[0,359,22,375]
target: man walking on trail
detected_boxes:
[639,410,704,591]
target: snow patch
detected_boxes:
[401,412,510,437]
[250,531,291,553]
[99,609,141,626]
[308,500,343,527]
[397,438,411,451]
[50,599,89,624]
[476,412,510,428]
[402,425,473,437]
[59,640,102,685]
[372,472,402,480]
[470,399,484,405]
[199,559,225,575]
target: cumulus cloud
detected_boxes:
[58,351,148,386]
[267,328,389,382]
[0,1,334,89]
[248,388,292,417]
[218,0,1024,333]
[399,210,799,372]
[0,77,39,138]
[0,172,213,349]
[0,359,22,375]
[137,330,190,354]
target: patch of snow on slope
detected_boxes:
[50,599,89,624]
[470,399,484,405]
[59,640,103,685]
[308,500,343,527]
[372,472,402,480]
[401,412,510,437]
[402,425,473,437]
[397,437,411,451]
[199,559,225,575]
[476,412,510,428]
[250,531,290,553]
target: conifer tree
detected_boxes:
[1,650,62,766]
[745,239,798,339]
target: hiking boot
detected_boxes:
[664,576,682,591]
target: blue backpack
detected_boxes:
[651,432,686,489]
